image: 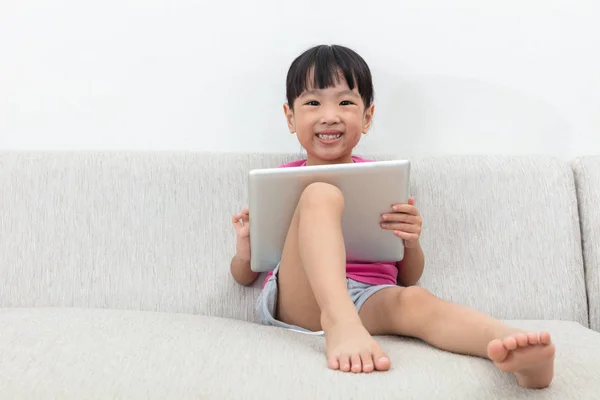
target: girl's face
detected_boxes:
[283,73,374,166]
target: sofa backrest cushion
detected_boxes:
[0,152,588,326]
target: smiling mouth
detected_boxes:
[316,132,343,140]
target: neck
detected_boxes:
[306,153,354,166]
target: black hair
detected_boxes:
[285,44,374,110]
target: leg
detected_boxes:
[276,182,390,373]
[359,286,555,388]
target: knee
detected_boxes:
[395,286,437,330]
[392,286,441,337]
[396,286,434,308]
[298,182,344,211]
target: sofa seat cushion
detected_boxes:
[1,308,599,399]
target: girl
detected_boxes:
[230,44,555,388]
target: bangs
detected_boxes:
[286,45,373,109]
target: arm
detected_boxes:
[230,207,259,286]
[230,254,259,286]
[396,241,424,287]
[380,197,424,287]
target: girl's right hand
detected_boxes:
[232,208,251,261]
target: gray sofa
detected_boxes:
[0,152,599,399]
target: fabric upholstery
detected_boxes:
[0,152,294,321]
[0,152,587,327]
[572,156,600,331]
[1,308,599,399]
[0,152,595,399]
[402,155,587,325]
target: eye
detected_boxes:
[305,100,320,106]
[340,100,354,106]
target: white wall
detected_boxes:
[1,0,599,158]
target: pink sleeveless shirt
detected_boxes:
[262,155,399,287]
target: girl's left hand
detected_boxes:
[380,197,422,248]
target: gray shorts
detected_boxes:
[255,263,396,335]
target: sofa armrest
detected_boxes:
[573,156,600,331]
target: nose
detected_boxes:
[319,104,341,125]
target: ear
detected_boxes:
[362,104,375,134]
[283,103,296,134]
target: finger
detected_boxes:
[408,197,415,206]
[241,208,249,215]
[391,204,419,215]
[393,231,419,242]
[232,212,249,225]
[381,222,420,233]
[381,213,419,224]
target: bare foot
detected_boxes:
[487,331,555,388]
[321,315,391,373]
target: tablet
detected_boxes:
[248,159,411,272]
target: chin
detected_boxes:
[309,149,352,163]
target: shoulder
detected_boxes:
[278,159,307,168]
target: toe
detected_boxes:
[540,332,552,345]
[339,355,351,372]
[527,332,540,345]
[360,350,374,373]
[503,336,518,350]
[372,345,391,371]
[350,354,362,373]
[327,354,340,370]
[515,334,529,347]
[487,339,508,362]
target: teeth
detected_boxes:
[317,133,342,140]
